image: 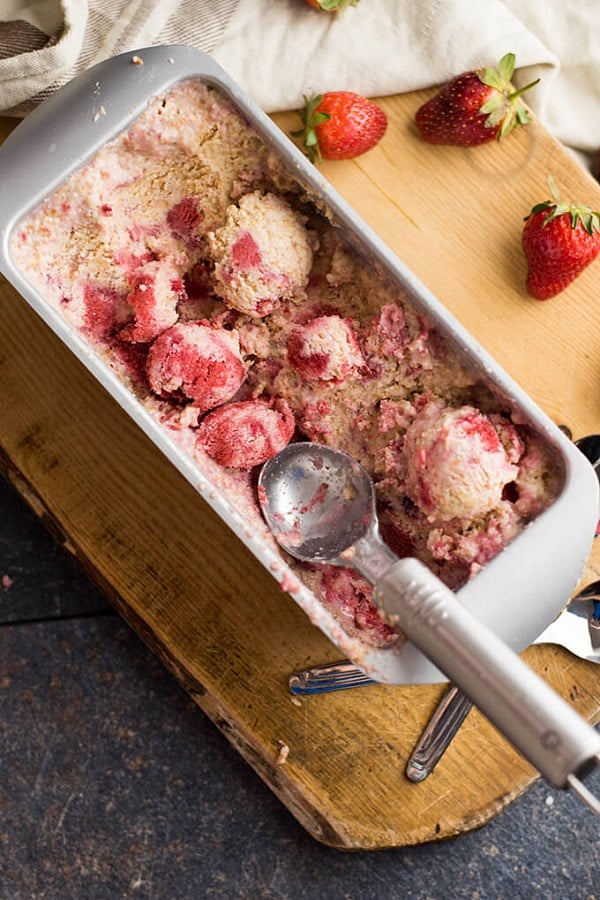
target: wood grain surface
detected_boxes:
[1,89,600,850]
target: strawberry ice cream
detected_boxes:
[206,191,315,317]
[287,315,364,382]
[120,260,183,343]
[401,402,521,522]
[146,321,246,414]
[196,399,295,468]
[318,567,398,647]
[10,77,561,648]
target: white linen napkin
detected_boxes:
[0,0,598,162]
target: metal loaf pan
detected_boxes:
[0,45,597,684]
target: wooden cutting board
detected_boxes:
[2,89,600,850]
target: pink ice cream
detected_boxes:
[319,567,398,647]
[146,321,246,413]
[120,260,184,343]
[196,399,295,468]
[402,402,521,522]
[206,191,315,317]
[287,315,364,382]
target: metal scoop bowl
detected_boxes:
[258,441,600,814]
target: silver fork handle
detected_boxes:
[289,660,376,694]
[406,685,600,814]
[405,686,473,782]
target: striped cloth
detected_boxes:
[0,0,238,114]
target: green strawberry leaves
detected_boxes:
[480,52,516,92]
[479,52,539,138]
[292,94,331,163]
[528,176,600,236]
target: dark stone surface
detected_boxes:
[1,471,599,899]
[0,474,112,625]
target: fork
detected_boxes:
[289,659,376,694]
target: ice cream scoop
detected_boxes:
[287,315,364,383]
[197,398,295,468]
[206,191,315,317]
[401,402,519,521]
[258,441,600,811]
[146,321,246,412]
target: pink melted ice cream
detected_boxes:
[196,399,295,468]
[120,260,184,343]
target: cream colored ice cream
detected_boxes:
[10,78,561,647]
[286,315,364,382]
[206,191,315,317]
[401,402,520,522]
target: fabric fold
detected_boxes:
[0,1,87,110]
[0,0,237,114]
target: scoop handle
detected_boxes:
[375,557,600,790]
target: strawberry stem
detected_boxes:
[478,53,540,139]
[310,0,360,9]
[508,78,540,101]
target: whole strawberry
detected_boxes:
[522,178,600,300]
[294,91,387,162]
[415,52,538,146]
[304,0,360,9]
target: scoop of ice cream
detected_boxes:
[196,399,295,468]
[120,260,183,343]
[206,191,314,317]
[402,403,519,521]
[287,315,363,382]
[146,322,246,413]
